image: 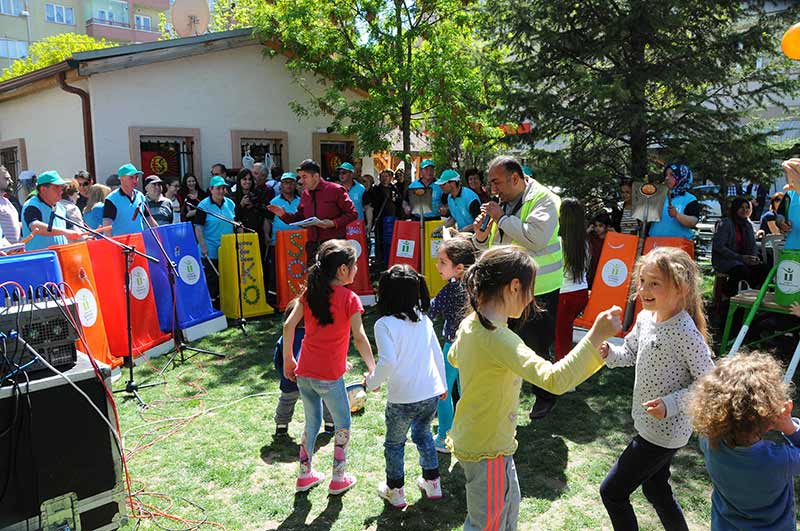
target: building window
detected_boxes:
[45,3,74,25]
[0,0,22,16]
[135,14,151,31]
[0,39,28,59]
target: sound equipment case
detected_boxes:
[0,354,126,531]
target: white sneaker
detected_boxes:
[417,477,443,499]
[377,482,407,508]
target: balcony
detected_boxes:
[86,18,161,43]
[132,0,170,10]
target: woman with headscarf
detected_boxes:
[648,163,700,241]
[712,196,767,296]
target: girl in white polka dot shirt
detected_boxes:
[598,247,715,531]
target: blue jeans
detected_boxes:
[436,342,460,444]
[296,376,352,480]
[384,396,440,488]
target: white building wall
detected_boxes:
[88,43,360,182]
[0,80,88,177]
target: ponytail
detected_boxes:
[304,240,356,325]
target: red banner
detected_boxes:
[346,220,373,296]
[142,150,180,177]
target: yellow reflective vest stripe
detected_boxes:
[487,182,563,295]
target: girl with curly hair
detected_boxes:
[690,352,800,530]
[599,247,715,530]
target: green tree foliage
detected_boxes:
[222,0,501,171]
[1,33,115,81]
[484,0,800,202]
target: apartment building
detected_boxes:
[0,0,168,70]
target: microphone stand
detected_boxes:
[49,210,164,407]
[192,204,255,335]
[136,203,225,375]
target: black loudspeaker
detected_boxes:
[0,355,126,531]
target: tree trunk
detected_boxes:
[628,3,648,182]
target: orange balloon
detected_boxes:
[781,22,800,60]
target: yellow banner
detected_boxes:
[219,233,274,318]
[423,220,447,297]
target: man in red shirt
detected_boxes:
[267,159,357,262]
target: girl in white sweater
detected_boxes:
[366,264,447,509]
[599,247,715,531]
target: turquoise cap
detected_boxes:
[280,171,298,181]
[36,170,67,186]
[118,163,143,177]
[434,169,461,185]
[420,159,435,170]
[337,162,356,173]
[209,175,228,188]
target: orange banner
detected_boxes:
[346,220,373,297]
[629,237,696,321]
[275,229,309,312]
[51,241,119,368]
[575,232,639,330]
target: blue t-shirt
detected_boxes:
[269,194,300,246]
[446,186,480,230]
[428,278,468,342]
[103,187,148,236]
[84,203,105,230]
[347,181,366,221]
[408,180,443,220]
[21,196,67,251]
[648,192,698,240]
[700,426,800,531]
[193,196,235,259]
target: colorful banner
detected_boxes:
[275,230,308,311]
[141,150,180,177]
[87,233,173,359]
[345,220,373,299]
[219,233,274,318]
[389,220,421,272]
[575,232,639,331]
[51,242,118,368]
[142,222,227,340]
[628,236,697,320]
[423,220,447,297]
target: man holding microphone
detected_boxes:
[473,155,564,420]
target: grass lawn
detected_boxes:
[114,305,727,531]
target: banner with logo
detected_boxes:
[219,233,274,318]
[275,230,308,311]
[143,222,227,339]
[628,237,697,318]
[51,242,118,368]
[389,220,421,271]
[575,232,639,332]
[776,249,800,306]
[141,150,180,177]
[87,233,173,359]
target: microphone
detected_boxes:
[480,214,491,232]
[47,210,55,232]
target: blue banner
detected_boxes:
[0,251,64,297]
[142,222,225,332]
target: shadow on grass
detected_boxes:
[277,492,343,530]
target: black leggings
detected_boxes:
[600,435,688,531]
[723,263,768,297]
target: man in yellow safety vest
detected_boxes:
[474,155,564,420]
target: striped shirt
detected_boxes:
[0,195,20,243]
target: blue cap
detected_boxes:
[280,171,298,182]
[118,163,143,177]
[337,162,356,173]
[420,159,435,170]
[522,165,532,177]
[36,170,67,186]
[434,169,461,186]
[209,175,228,188]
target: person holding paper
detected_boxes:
[267,159,357,263]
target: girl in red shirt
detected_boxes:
[283,240,376,495]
